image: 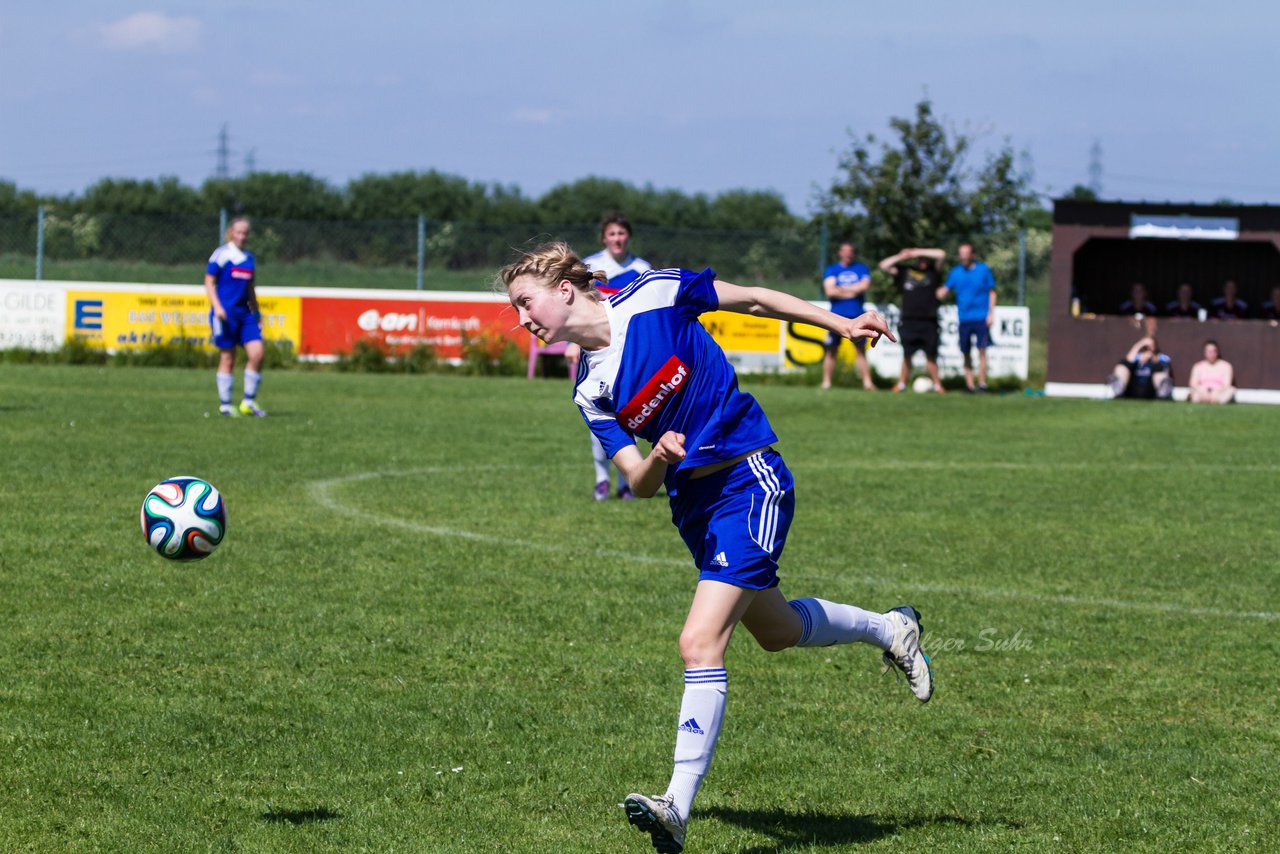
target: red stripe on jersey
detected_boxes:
[231,267,253,280]
[619,356,691,432]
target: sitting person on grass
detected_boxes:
[1106,336,1172,400]
[1187,340,1236,404]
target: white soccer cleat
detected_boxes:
[882,605,934,702]
[623,792,686,853]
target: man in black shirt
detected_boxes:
[1118,282,1158,317]
[1210,279,1249,319]
[1164,283,1202,319]
[879,247,948,393]
[1260,285,1279,321]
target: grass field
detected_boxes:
[1,366,1274,852]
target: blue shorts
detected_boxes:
[958,320,992,352]
[211,310,262,350]
[669,449,795,590]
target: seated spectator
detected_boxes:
[1118,282,1157,317]
[1260,285,1280,321]
[1105,336,1172,400]
[1164,283,1202,319]
[1187,340,1236,404]
[1210,279,1249,319]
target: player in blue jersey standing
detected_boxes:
[204,216,267,417]
[573,212,653,500]
[820,241,876,391]
[501,243,933,854]
[942,243,997,393]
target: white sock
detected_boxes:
[216,372,234,406]
[243,369,262,401]
[665,668,727,820]
[788,598,893,649]
[590,434,610,484]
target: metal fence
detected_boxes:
[0,208,1046,301]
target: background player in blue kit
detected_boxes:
[942,242,998,393]
[820,241,876,391]
[571,212,653,500]
[501,243,933,854]
[204,216,267,417]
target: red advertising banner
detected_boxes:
[299,294,522,361]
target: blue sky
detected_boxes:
[2,1,1278,215]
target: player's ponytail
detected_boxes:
[499,242,604,298]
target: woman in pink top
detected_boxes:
[1188,340,1236,404]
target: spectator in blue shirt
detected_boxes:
[820,242,875,391]
[942,243,997,392]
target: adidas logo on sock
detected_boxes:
[678,718,705,735]
[710,552,729,568]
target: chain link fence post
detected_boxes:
[1017,227,1027,306]
[417,214,425,290]
[219,208,227,244]
[35,205,45,281]
[818,220,829,275]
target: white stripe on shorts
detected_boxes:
[747,453,784,552]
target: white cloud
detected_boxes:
[512,107,555,125]
[99,12,201,54]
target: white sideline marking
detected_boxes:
[307,468,1280,622]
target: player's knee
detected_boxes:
[677,630,724,668]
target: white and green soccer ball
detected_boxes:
[140,476,227,561]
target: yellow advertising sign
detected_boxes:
[699,311,780,353]
[66,290,301,351]
[785,320,860,367]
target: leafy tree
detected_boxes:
[535,176,640,225]
[0,180,47,212]
[707,189,796,231]
[80,177,202,215]
[819,99,1036,264]
[345,170,528,222]
[1062,184,1099,202]
[201,172,344,220]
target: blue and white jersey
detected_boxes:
[574,268,778,493]
[207,242,256,313]
[823,261,870,318]
[583,249,652,295]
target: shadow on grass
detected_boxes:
[260,806,341,825]
[704,806,1016,851]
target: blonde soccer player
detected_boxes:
[501,243,933,854]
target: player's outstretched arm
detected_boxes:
[612,433,686,499]
[713,280,895,345]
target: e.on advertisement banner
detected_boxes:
[299,293,519,361]
[66,288,301,351]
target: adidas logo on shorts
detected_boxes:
[710,551,729,567]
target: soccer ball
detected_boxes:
[911,376,935,393]
[140,476,227,561]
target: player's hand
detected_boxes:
[652,432,687,465]
[848,311,896,345]
[214,305,227,321]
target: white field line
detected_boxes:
[307,467,1280,622]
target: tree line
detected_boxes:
[2,100,1049,284]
